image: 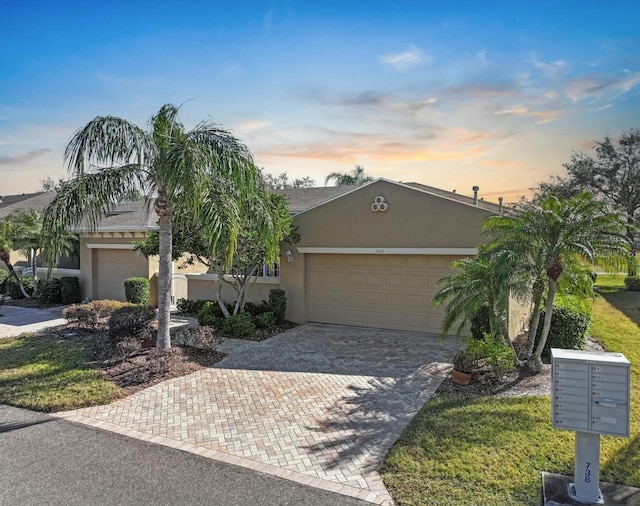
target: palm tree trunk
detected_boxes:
[528,276,558,373]
[525,281,544,360]
[156,206,172,350]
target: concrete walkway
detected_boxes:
[57,324,458,505]
[0,305,67,339]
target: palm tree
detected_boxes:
[43,104,258,349]
[324,165,373,186]
[432,246,521,362]
[487,192,630,373]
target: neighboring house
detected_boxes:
[0,191,76,270]
[1,180,527,337]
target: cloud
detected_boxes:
[566,71,640,102]
[96,73,160,87]
[494,105,561,124]
[234,120,270,134]
[0,148,51,165]
[530,52,568,76]
[476,160,523,169]
[379,45,427,71]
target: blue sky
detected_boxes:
[2,1,639,202]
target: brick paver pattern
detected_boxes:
[59,324,457,505]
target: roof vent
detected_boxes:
[498,196,503,212]
[472,186,479,205]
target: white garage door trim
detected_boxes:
[297,247,477,255]
[308,253,461,333]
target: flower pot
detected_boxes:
[452,370,472,386]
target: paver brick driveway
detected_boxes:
[58,324,458,504]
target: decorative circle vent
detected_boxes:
[371,196,388,212]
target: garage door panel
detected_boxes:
[386,293,405,306]
[366,273,384,287]
[347,291,364,303]
[309,254,455,333]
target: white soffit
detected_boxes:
[85,243,136,250]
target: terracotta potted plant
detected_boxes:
[451,349,476,385]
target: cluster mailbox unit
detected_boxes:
[551,348,631,504]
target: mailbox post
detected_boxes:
[551,348,630,504]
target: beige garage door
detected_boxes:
[95,249,148,301]
[309,254,461,333]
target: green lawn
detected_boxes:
[381,275,640,505]
[0,334,122,412]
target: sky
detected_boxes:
[1,1,639,203]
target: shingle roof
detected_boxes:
[74,199,158,231]
[404,182,503,212]
[273,186,355,214]
[0,192,57,219]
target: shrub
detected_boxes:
[170,325,224,349]
[253,311,277,329]
[534,295,591,356]
[197,301,225,327]
[465,335,515,379]
[124,277,150,305]
[177,298,212,316]
[452,349,477,374]
[40,278,63,304]
[64,304,100,329]
[108,305,156,339]
[244,301,270,317]
[0,270,8,293]
[267,288,287,323]
[7,275,37,299]
[89,299,132,318]
[222,313,255,338]
[624,276,640,291]
[60,276,81,304]
[470,304,491,340]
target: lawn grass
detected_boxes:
[0,334,122,412]
[381,276,640,505]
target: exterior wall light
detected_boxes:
[286,249,294,263]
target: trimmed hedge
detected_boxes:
[64,300,133,329]
[7,275,37,299]
[177,298,213,316]
[60,276,81,304]
[533,295,592,355]
[40,278,63,304]
[222,313,255,338]
[625,276,640,291]
[124,277,150,305]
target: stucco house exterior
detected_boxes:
[1,179,528,337]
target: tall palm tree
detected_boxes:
[324,165,373,186]
[487,192,630,373]
[43,104,257,349]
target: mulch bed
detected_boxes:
[435,333,606,400]
[54,326,226,395]
[1,296,65,309]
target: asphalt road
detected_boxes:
[0,404,368,506]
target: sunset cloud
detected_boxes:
[0,148,51,165]
[379,45,427,71]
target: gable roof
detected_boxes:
[74,199,158,231]
[0,192,57,219]
[291,178,504,217]
[273,186,354,214]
